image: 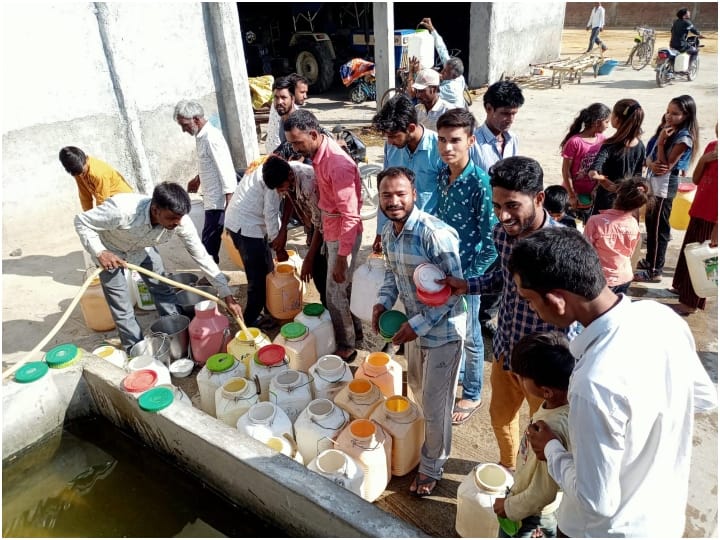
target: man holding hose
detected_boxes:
[74,181,243,353]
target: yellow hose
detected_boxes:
[2,264,249,380]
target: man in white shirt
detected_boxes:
[508,226,717,537]
[418,17,467,109]
[411,69,452,132]
[174,100,237,263]
[74,182,243,353]
[586,2,608,53]
[224,155,285,327]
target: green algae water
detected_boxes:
[2,416,286,537]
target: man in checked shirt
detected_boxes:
[372,166,466,497]
[441,156,577,472]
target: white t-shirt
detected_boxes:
[544,295,717,537]
[195,122,237,210]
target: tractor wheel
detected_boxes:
[293,43,335,94]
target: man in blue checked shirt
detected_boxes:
[370,94,444,254]
[435,109,497,426]
[440,156,577,472]
[372,166,466,497]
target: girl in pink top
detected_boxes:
[584,177,653,294]
[560,103,611,222]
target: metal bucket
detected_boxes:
[149,314,191,361]
[128,334,172,367]
[166,272,200,291]
[176,286,217,318]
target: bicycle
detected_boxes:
[626,26,656,70]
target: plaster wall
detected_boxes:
[468,2,565,87]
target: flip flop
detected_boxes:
[410,473,438,497]
[452,400,482,425]
[336,349,358,363]
[633,270,662,283]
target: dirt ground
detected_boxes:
[2,28,718,537]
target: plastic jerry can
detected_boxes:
[156,384,192,406]
[215,377,260,427]
[237,401,294,442]
[126,354,171,386]
[333,379,385,420]
[407,29,435,70]
[196,353,244,417]
[248,344,290,401]
[188,301,230,366]
[266,262,303,320]
[294,303,336,358]
[262,433,305,464]
[350,254,386,322]
[335,419,392,502]
[669,183,697,231]
[130,270,156,310]
[80,275,115,331]
[455,462,514,538]
[684,241,719,298]
[273,322,317,373]
[309,354,354,401]
[268,369,313,423]
[307,449,365,498]
[227,327,271,378]
[294,398,349,465]
[92,345,127,369]
[370,395,424,476]
[354,352,403,398]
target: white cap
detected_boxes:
[412,69,440,90]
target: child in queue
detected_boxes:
[584,177,653,295]
[635,95,699,283]
[492,331,573,538]
[544,186,577,228]
[588,99,645,215]
[559,103,610,223]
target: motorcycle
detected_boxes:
[332,125,380,220]
[340,58,377,104]
[655,35,702,88]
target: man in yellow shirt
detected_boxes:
[59,146,133,211]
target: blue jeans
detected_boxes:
[498,512,557,538]
[99,247,179,353]
[227,229,273,325]
[458,294,483,402]
[587,27,604,51]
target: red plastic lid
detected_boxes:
[678,183,697,193]
[417,284,451,306]
[123,369,158,393]
[255,344,286,366]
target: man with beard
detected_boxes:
[440,156,577,472]
[174,100,236,263]
[370,94,443,253]
[372,166,465,497]
[74,182,243,353]
[265,75,307,154]
[284,109,363,363]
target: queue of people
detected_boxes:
[63,16,717,537]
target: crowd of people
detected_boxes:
[63,12,718,538]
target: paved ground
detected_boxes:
[2,29,717,537]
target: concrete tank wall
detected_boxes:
[468,2,565,87]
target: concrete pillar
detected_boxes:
[468,3,493,88]
[373,2,395,112]
[93,2,154,194]
[204,3,258,168]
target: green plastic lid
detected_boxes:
[207,353,236,373]
[378,310,408,336]
[302,303,325,317]
[280,322,308,340]
[15,362,49,383]
[45,344,81,368]
[138,387,174,412]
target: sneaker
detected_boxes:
[601,44,608,52]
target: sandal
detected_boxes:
[636,259,652,271]
[410,472,438,497]
[452,400,482,425]
[633,270,662,283]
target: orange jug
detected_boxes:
[354,352,403,398]
[266,262,303,320]
[80,275,115,332]
[370,395,424,476]
[335,419,392,502]
[333,379,385,420]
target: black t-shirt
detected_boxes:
[670,18,699,51]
